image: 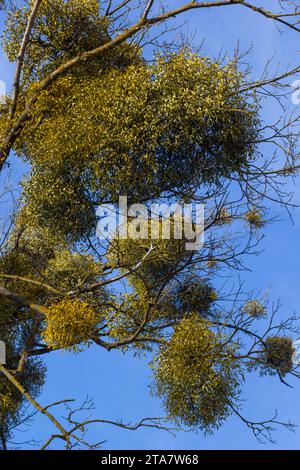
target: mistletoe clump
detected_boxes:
[243,300,267,319]
[261,336,295,376]
[3,0,111,79]
[14,49,259,242]
[176,277,217,315]
[156,275,217,320]
[153,315,241,432]
[244,208,265,229]
[42,298,102,351]
[43,250,100,290]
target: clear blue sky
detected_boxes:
[1,1,300,449]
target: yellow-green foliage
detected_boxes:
[0,249,47,299]
[243,300,266,318]
[0,383,20,437]
[262,336,294,376]
[0,389,18,417]
[244,208,265,228]
[0,111,6,142]
[22,51,257,186]
[107,290,155,351]
[3,0,111,79]
[20,168,96,241]
[106,285,176,352]
[13,49,258,241]
[108,229,189,291]
[42,298,102,351]
[18,218,65,248]
[153,315,241,431]
[43,250,99,289]
[106,278,218,351]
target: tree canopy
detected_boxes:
[0,0,299,449]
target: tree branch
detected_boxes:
[8,0,43,121]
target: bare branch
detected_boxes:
[9,0,43,121]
